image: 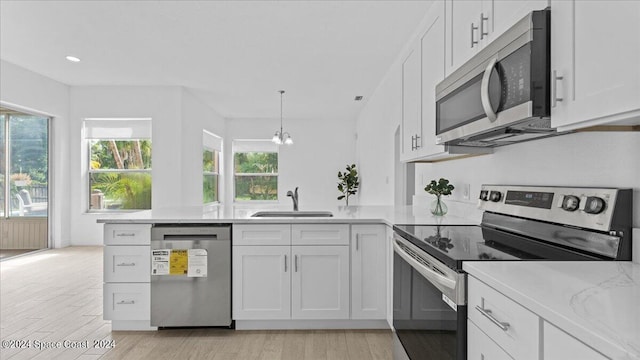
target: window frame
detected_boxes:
[84,118,152,213]
[232,141,279,203]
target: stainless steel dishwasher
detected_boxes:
[150,224,231,327]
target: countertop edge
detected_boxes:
[463,262,636,360]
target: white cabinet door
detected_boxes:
[291,245,350,319]
[401,47,421,161]
[468,319,514,360]
[232,246,291,320]
[233,224,291,246]
[543,321,608,360]
[351,225,387,320]
[551,0,640,130]
[418,1,447,158]
[446,0,483,75]
[291,224,349,246]
[486,0,549,45]
[103,283,151,321]
[104,245,150,283]
[103,223,151,245]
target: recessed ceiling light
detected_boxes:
[354,96,364,101]
[66,56,81,63]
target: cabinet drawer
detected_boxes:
[233,224,291,246]
[104,224,151,245]
[103,283,150,321]
[104,246,150,283]
[468,319,513,360]
[292,224,349,246]
[468,276,539,360]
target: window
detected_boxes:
[0,107,49,217]
[85,119,152,211]
[233,140,278,201]
[203,131,222,204]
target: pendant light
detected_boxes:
[272,90,293,145]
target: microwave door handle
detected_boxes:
[481,58,499,122]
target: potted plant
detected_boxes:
[424,178,454,216]
[337,164,359,206]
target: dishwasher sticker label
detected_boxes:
[187,249,208,277]
[170,249,189,275]
[151,250,170,275]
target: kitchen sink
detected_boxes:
[251,211,334,218]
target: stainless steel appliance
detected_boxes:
[435,9,553,147]
[151,225,231,327]
[392,185,632,360]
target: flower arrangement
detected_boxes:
[424,178,454,216]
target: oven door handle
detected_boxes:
[393,240,456,290]
[480,57,499,122]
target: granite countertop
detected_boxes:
[463,261,640,360]
[95,204,481,226]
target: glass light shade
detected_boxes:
[283,133,293,145]
[272,132,282,144]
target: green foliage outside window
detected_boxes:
[234,152,278,201]
[203,149,219,203]
[90,139,152,210]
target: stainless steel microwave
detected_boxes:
[435,8,552,147]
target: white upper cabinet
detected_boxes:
[551,0,640,130]
[401,47,422,161]
[417,1,447,159]
[446,0,484,75]
[446,0,548,76]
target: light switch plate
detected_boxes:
[462,183,470,200]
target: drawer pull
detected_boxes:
[117,300,136,305]
[475,305,510,331]
[116,262,136,267]
[116,233,136,237]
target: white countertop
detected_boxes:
[96,204,481,226]
[463,261,640,360]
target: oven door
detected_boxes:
[392,234,466,360]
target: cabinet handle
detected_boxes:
[116,262,136,267]
[284,254,288,272]
[480,13,489,40]
[475,305,510,331]
[117,300,135,305]
[356,234,359,251]
[471,23,479,48]
[294,255,298,272]
[415,135,421,149]
[116,232,136,237]
[552,70,564,108]
[410,135,415,150]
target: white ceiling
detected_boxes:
[0,0,432,121]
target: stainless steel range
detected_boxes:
[392,185,633,360]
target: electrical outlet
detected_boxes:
[462,183,470,200]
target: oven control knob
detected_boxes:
[479,190,489,201]
[584,197,606,214]
[561,195,580,211]
[489,191,502,202]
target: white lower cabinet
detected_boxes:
[232,246,291,319]
[543,321,608,360]
[468,275,611,360]
[232,224,351,321]
[102,223,154,330]
[291,245,350,319]
[351,225,387,319]
[468,319,513,360]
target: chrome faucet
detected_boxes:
[286,187,299,211]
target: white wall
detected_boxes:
[224,117,356,208]
[414,132,640,227]
[0,60,71,248]
[69,86,225,245]
[355,65,402,205]
[180,89,226,206]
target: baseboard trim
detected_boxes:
[111,320,157,331]
[235,319,389,330]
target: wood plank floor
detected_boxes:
[0,246,392,360]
